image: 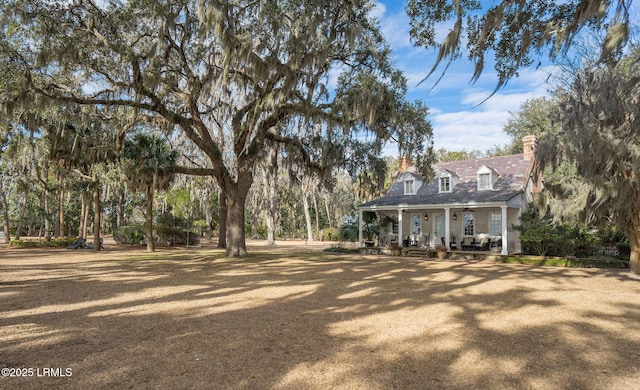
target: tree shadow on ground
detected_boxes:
[0,246,639,389]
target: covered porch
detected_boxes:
[357,202,522,256]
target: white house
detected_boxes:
[357,136,541,255]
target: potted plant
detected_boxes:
[435,245,448,259]
[391,243,402,256]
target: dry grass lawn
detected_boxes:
[1,239,639,389]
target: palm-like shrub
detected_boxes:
[123,134,177,252]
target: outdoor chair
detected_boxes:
[440,236,458,250]
[66,237,87,249]
[461,237,476,250]
[476,237,490,251]
[86,237,104,250]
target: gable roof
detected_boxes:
[359,154,532,208]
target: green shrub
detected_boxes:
[616,241,630,256]
[323,245,359,254]
[514,204,598,257]
[9,240,39,248]
[8,237,78,248]
[113,226,145,245]
[518,223,558,256]
[338,221,358,242]
[595,226,627,246]
[322,227,339,241]
[52,237,79,247]
[153,226,199,246]
[501,255,629,269]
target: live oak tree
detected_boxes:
[503,97,556,154]
[407,0,635,89]
[538,48,640,274]
[3,0,422,256]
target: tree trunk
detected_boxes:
[217,189,227,249]
[57,180,65,238]
[629,228,640,275]
[264,147,278,246]
[223,168,255,257]
[204,203,212,237]
[323,196,332,228]
[251,212,258,239]
[265,194,276,246]
[93,180,101,251]
[265,212,276,245]
[225,189,248,256]
[117,189,125,228]
[145,184,155,252]
[43,188,51,241]
[80,191,90,238]
[303,194,313,243]
[313,193,320,232]
[0,177,11,242]
[14,188,28,240]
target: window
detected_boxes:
[411,214,421,234]
[439,177,451,192]
[478,173,491,190]
[438,169,457,193]
[490,213,502,236]
[404,179,414,194]
[390,220,399,235]
[477,166,497,190]
[463,212,475,236]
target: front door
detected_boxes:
[411,214,422,235]
[433,214,445,245]
[410,214,422,246]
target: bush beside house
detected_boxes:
[515,205,628,260]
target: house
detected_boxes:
[357,135,541,255]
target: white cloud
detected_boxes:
[374,0,554,154]
[370,1,386,20]
[377,7,413,50]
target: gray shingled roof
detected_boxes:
[359,154,532,208]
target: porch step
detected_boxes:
[402,248,430,257]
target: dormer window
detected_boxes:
[478,173,491,190]
[477,165,498,191]
[401,173,422,195]
[404,179,415,195]
[439,177,450,192]
[438,169,457,193]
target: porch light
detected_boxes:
[424,214,429,221]
[452,213,457,221]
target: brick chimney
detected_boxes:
[522,135,542,194]
[398,156,414,172]
[522,135,538,161]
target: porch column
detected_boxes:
[358,209,363,248]
[501,206,508,255]
[398,208,403,246]
[444,207,451,249]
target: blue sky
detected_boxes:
[373,1,554,153]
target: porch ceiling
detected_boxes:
[358,191,522,210]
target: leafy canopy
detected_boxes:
[407,0,634,90]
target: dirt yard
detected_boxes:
[1,239,639,389]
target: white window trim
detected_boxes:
[404,178,415,195]
[439,176,452,193]
[489,212,502,236]
[477,166,498,191]
[478,172,492,190]
[463,212,475,236]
